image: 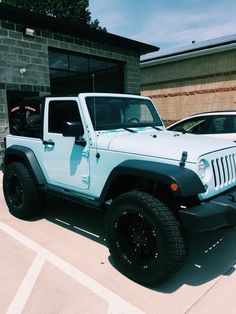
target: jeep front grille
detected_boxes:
[211,154,236,189]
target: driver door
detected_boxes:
[42,98,90,191]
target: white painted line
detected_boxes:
[55,218,70,226]
[6,254,45,314]
[108,304,143,314]
[73,225,100,238]
[0,222,144,314]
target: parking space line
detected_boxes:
[55,218,70,226]
[73,225,100,238]
[6,254,45,314]
[0,222,144,314]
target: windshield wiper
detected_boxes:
[123,127,137,133]
[151,126,163,131]
[123,125,162,132]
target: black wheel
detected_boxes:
[3,162,41,219]
[105,191,187,286]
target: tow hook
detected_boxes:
[229,194,236,202]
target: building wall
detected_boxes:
[0,19,141,164]
[141,49,236,125]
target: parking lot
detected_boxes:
[1,171,236,314]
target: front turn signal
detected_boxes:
[170,183,179,191]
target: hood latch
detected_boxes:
[180,151,188,167]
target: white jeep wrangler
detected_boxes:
[3,93,236,285]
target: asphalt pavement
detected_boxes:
[1,171,236,314]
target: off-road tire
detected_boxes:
[105,191,187,286]
[3,162,41,219]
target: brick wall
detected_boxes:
[0,18,141,164]
[141,49,236,125]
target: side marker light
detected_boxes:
[170,183,179,191]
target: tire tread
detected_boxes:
[105,191,187,285]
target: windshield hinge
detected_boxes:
[82,150,89,158]
[82,175,90,185]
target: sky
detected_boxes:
[89,0,236,53]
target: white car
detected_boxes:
[167,111,236,141]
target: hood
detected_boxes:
[96,129,235,163]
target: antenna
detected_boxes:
[92,74,100,158]
[92,74,97,132]
[92,73,95,93]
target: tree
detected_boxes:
[2,0,106,30]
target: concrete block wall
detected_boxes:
[0,18,141,164]
[0,89,7,165]
[0,19,140,96]
[0,22,51,92]
[141,49,236,125]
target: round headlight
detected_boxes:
[198,159,211,183]
[198,159,206,179]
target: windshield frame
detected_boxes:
[85,96,164,131]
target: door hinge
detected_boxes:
[82,150,89,158]
[82,175,90,184]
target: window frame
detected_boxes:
[48,100,82,134]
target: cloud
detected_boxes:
[131,3,236,49]
[89,0,236,50]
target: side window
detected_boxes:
[173,117,209,134]
[212,116,236,134]
[48,100,81,134]
[211,117,225,133]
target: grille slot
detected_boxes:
[211,154,236,188]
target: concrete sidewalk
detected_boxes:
[1,170,236,313]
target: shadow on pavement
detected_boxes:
[33,195,106,246]
[34,195,236,292]
[155,227,236,293]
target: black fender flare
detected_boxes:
[4,145,47,185]
[100,160,205,201]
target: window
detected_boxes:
[48,101,81,133]
[49,51,68,70]
[171,117,211,134]
[48,49,124,94]
[69,54,88,72]
[211,116,236,134]
[86,96,163,131]
[169,114,236,135]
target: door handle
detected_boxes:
[43,140,55,146]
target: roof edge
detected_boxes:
[0,3,159,55]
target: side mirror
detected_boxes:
[62,121,84,137]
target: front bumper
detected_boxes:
[179,188,236,232]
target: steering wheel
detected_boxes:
[127,117,140,123]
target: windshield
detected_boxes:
[86,96,163,131]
